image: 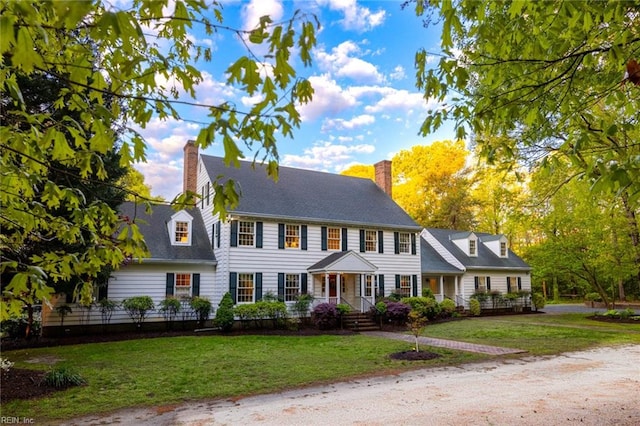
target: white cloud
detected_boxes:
[315,41,384,84]
[282,141,375,171]
[389,65,406,80]
[322,114,375,131]
[318,0,386,32]
[298,74,358,121]
[241,0,284,30]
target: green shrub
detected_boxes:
[190,297,213,327]
[98,298,119,325]
[1,312,42,339]
[260,300,288,328]
[234,303,258,327]
[336,303,351,315]
[159,297,181,325]
[401,296,441,320]
[469,299,481,316]
[439,299,456,317]
[620,308,635,319]
[122,296,155,327]
[471,291,489,303]
[291,293,314,322]
[532,292,545,311]
[215,292,235,332]
[43,366,86,388]
[421,287,434,298]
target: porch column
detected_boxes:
[337,274,341,304]
[325,273,329,304]
[359,274,364,312]
[439,276,444,298]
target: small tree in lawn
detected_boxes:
[122,296,154,329]
[407,311,428,352]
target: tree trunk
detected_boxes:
[621,192,640,286]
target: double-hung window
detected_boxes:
[399,275,411,297]
[327,227,341,250]
[175,273,192,297]
[175,221,189,244]
[364,275,374,297]
[285,224,300,248]
[237,273,255,303]
[365,230,377,252]
[398,232,411,254]
[284,274,300,302]
[500,242,507,257]
[238,221,255,246]
[469,239,477,256]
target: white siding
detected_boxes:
[43,262,216,327]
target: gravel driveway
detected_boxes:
[63,344,640,426]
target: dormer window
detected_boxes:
[500,241,507,257]
[169,211,193,246]
[175,221,189,243]
[469,239,477,256]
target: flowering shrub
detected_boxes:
[385,301,411,324]
[312,303,339,329]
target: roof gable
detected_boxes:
[200,155,420,230]
[308,251,377,273]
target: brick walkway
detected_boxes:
[362,331,527,355]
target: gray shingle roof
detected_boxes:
[425,228,530,271]
[120,202,216,263]
[420,238,463,274]
[201,155,421,230]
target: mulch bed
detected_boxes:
[1,368,64,403]
[389,350,441,361]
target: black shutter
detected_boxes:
[256,221,263,248]
[201,185,204,208]
[321,226,328,251]
[166,273,175,296]
[206,182,210,205]
[411,233,416,255]
[517,277,522,290]
[394,232,400,254]
[229,272,238,304]
[278,273,285,299]
[359,229,365,252]
[230,220,238,247]
[378,274,385,297]
[486,276,491,290]
[378,230,384,253]
[395,274,400,290]
[255,273,262,301]
[192,273,200,296]
[216,220,221,248]
[412,275,418,297]
[342,228,348,251]
[98,283,108,301]
[507,277,512,293]
[301,225,307,250]
[278,223,285,249]
[211,223,215,248]
[301,273,308,294]
[474,276,479,290]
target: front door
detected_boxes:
[329,274,337,298]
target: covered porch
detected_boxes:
[423,274,463,305]
[308,251,378,313]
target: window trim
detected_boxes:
[398,232,411,254]
[327,227,341,251]
[365,230,377,252]
[175,273,192,298]
[285,224,300,249]
[237,273,255,304]
[284,274,300,302]
[238,220,255,247]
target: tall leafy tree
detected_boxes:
[0,1,317,320]
[410,0,640,283]
[393,141,477,229]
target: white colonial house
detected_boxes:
[421,228,532,309]
[42,141,423,329]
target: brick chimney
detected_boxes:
[183,140,198,195]
[374,160,392,197]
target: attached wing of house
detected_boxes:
[421,228,532,309]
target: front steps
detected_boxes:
[342,312,380,331]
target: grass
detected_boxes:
[423,313,640,355]
[2,334,482,421]
[3,313,639,421]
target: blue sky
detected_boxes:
[130,0,452,200]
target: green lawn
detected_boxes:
[423,314,640,355]
[3,313,639,422]
[2,334,481,421]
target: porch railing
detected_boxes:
[360,296,376,313]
